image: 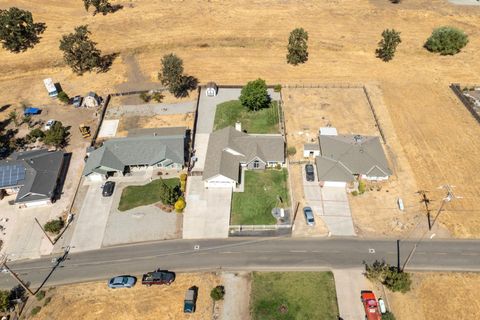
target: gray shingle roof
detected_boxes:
[83,130,185,176]
[315,134,391,182]
[0,149,64,203]
[202,127,284,182]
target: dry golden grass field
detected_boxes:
[388,272,480,320]
[25,273,221,320]
[1,0,480,238]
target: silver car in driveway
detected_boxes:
[303,207,315,226]
[108,275,137,289]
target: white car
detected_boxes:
[44,119,56,130]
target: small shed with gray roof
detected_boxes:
[83,127,186,181]
[202,126,285,188]
[0,149,65,207]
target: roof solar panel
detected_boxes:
[0,164,26,188]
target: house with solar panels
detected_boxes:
[0,149,65,207]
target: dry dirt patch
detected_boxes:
[115,113,194,137]
[27,273,221,320]
[388,272,480,320]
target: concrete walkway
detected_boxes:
[333,268,367,320]
[182,176,231,239]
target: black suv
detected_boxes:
[305,164,315,182]
[102,181,115,197]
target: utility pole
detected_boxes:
[0,255,34,296]
[417,190,432,230]
[430,185,461,230]
[396,240,401,272]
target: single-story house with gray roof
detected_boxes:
[305,127,391,187]
[84,127,186,181]
[202,126,285,188]
[0,149,65,207]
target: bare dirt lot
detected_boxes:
[387,272,480,320]
[0,0,479,239]
[25,273,221,320]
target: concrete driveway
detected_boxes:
[333,268,368,320]
[70,182,114,253]
[302,166,356,236]
[182,176,231,239]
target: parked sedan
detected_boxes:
[303,207,315,226]
[102,181,115,197]
[305,164,315,182]
[108,275,137,289]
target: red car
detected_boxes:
[361,290,382,320]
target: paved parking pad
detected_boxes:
[302,166,356,236]
[70,183,114,252]
[183,176,231,239]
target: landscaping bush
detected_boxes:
[43,218,64,234]
[210,285,225,301]
[273,84,282,92]
[180,180,186,193]
[287,146,296,156]
[364,260,412,293]
[376,29,401,62]
[57,91,70,104]
[358,180,366,194]
[180,173,187,182]
[35,290,45,301]
[28,128,45,140]
[0,290,9,312]
[174,198,186,213]
[31,306,41,316]
[425,26,468,55]
[151,92,164,103]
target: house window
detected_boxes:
[253,160,260,169]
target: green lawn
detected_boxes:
[213,100,279,134]
[250,272,339,320]
[118,178,180,212]
[231,169,289,225]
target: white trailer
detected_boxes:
[43,78,58,97]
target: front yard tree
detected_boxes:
[425,26,468,55]
[375,29,401,62]
[239,79,271,111]
[0,7,46,53]
[286,28,309,65]
[43,121,69,148]
[83,0,122,16]
[60,25,116,75]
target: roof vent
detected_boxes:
[353,135,363,143]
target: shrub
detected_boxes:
[425,26,468,55]
[286,146,296,156]
[174,198,186,213]
[376,29,401,62]
[35,290,45,301]
[44,218,64,234]
[180,180,186,193]
[43,296,52,306]
[382,311,397,320]
[57,91,70,104]
[210,286,225,301]
[31,306,41,316]
[351,191,358,196]
[273,84,282,92]
[180,173,187,182]
[358,180,366,194]
[139,92,151,103]
[29,128,45,139]
[364,260,412,293]
[151,92,164,103]
[0,290,9,312]
[159,179,179,205]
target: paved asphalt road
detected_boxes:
[1,237,479,290]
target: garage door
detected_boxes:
[24,200,49,207]
[206,180,235,189]
[324,181,347,188]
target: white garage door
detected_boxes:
[87,173,105,182]
[324,181,347,188]
[24,200,49,207]
[206,180,235,189]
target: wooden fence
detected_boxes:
[450,83,480,124]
